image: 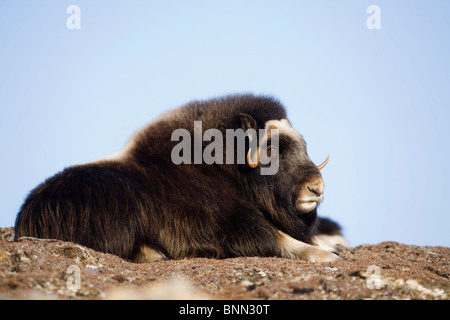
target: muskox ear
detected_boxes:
[239,113,257,131]
[239,113,259,169]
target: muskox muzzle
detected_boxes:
[296,156,329,213]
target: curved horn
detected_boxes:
[317,155,330,170]
[247,147,260,169]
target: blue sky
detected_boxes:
[1,1,449,246]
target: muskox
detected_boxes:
[14,94,345,262]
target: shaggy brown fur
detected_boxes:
[15,94,343,262]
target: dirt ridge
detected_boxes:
[0,227,448,300]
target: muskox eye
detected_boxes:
[267,145,278,157]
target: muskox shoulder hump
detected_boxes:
[157,94,287,128]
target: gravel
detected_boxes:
[0,227,448,300]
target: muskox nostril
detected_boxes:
[307,185,322,197]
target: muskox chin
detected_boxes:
[14,94,345,263]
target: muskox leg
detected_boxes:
[311,236,343,254]
[277,231,341,262]
[314,217,348,248]
[134,244,168,263]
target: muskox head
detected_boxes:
[168,94,330,244]
[235,111,329,241]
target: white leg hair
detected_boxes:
[313,234,348,251]
[134,244,168,263]
[278,231,341,262]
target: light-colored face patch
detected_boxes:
[265,119,305,143]
[264,119,307,157]
[265,119,297,138]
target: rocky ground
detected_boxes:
[0,227,448,300]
